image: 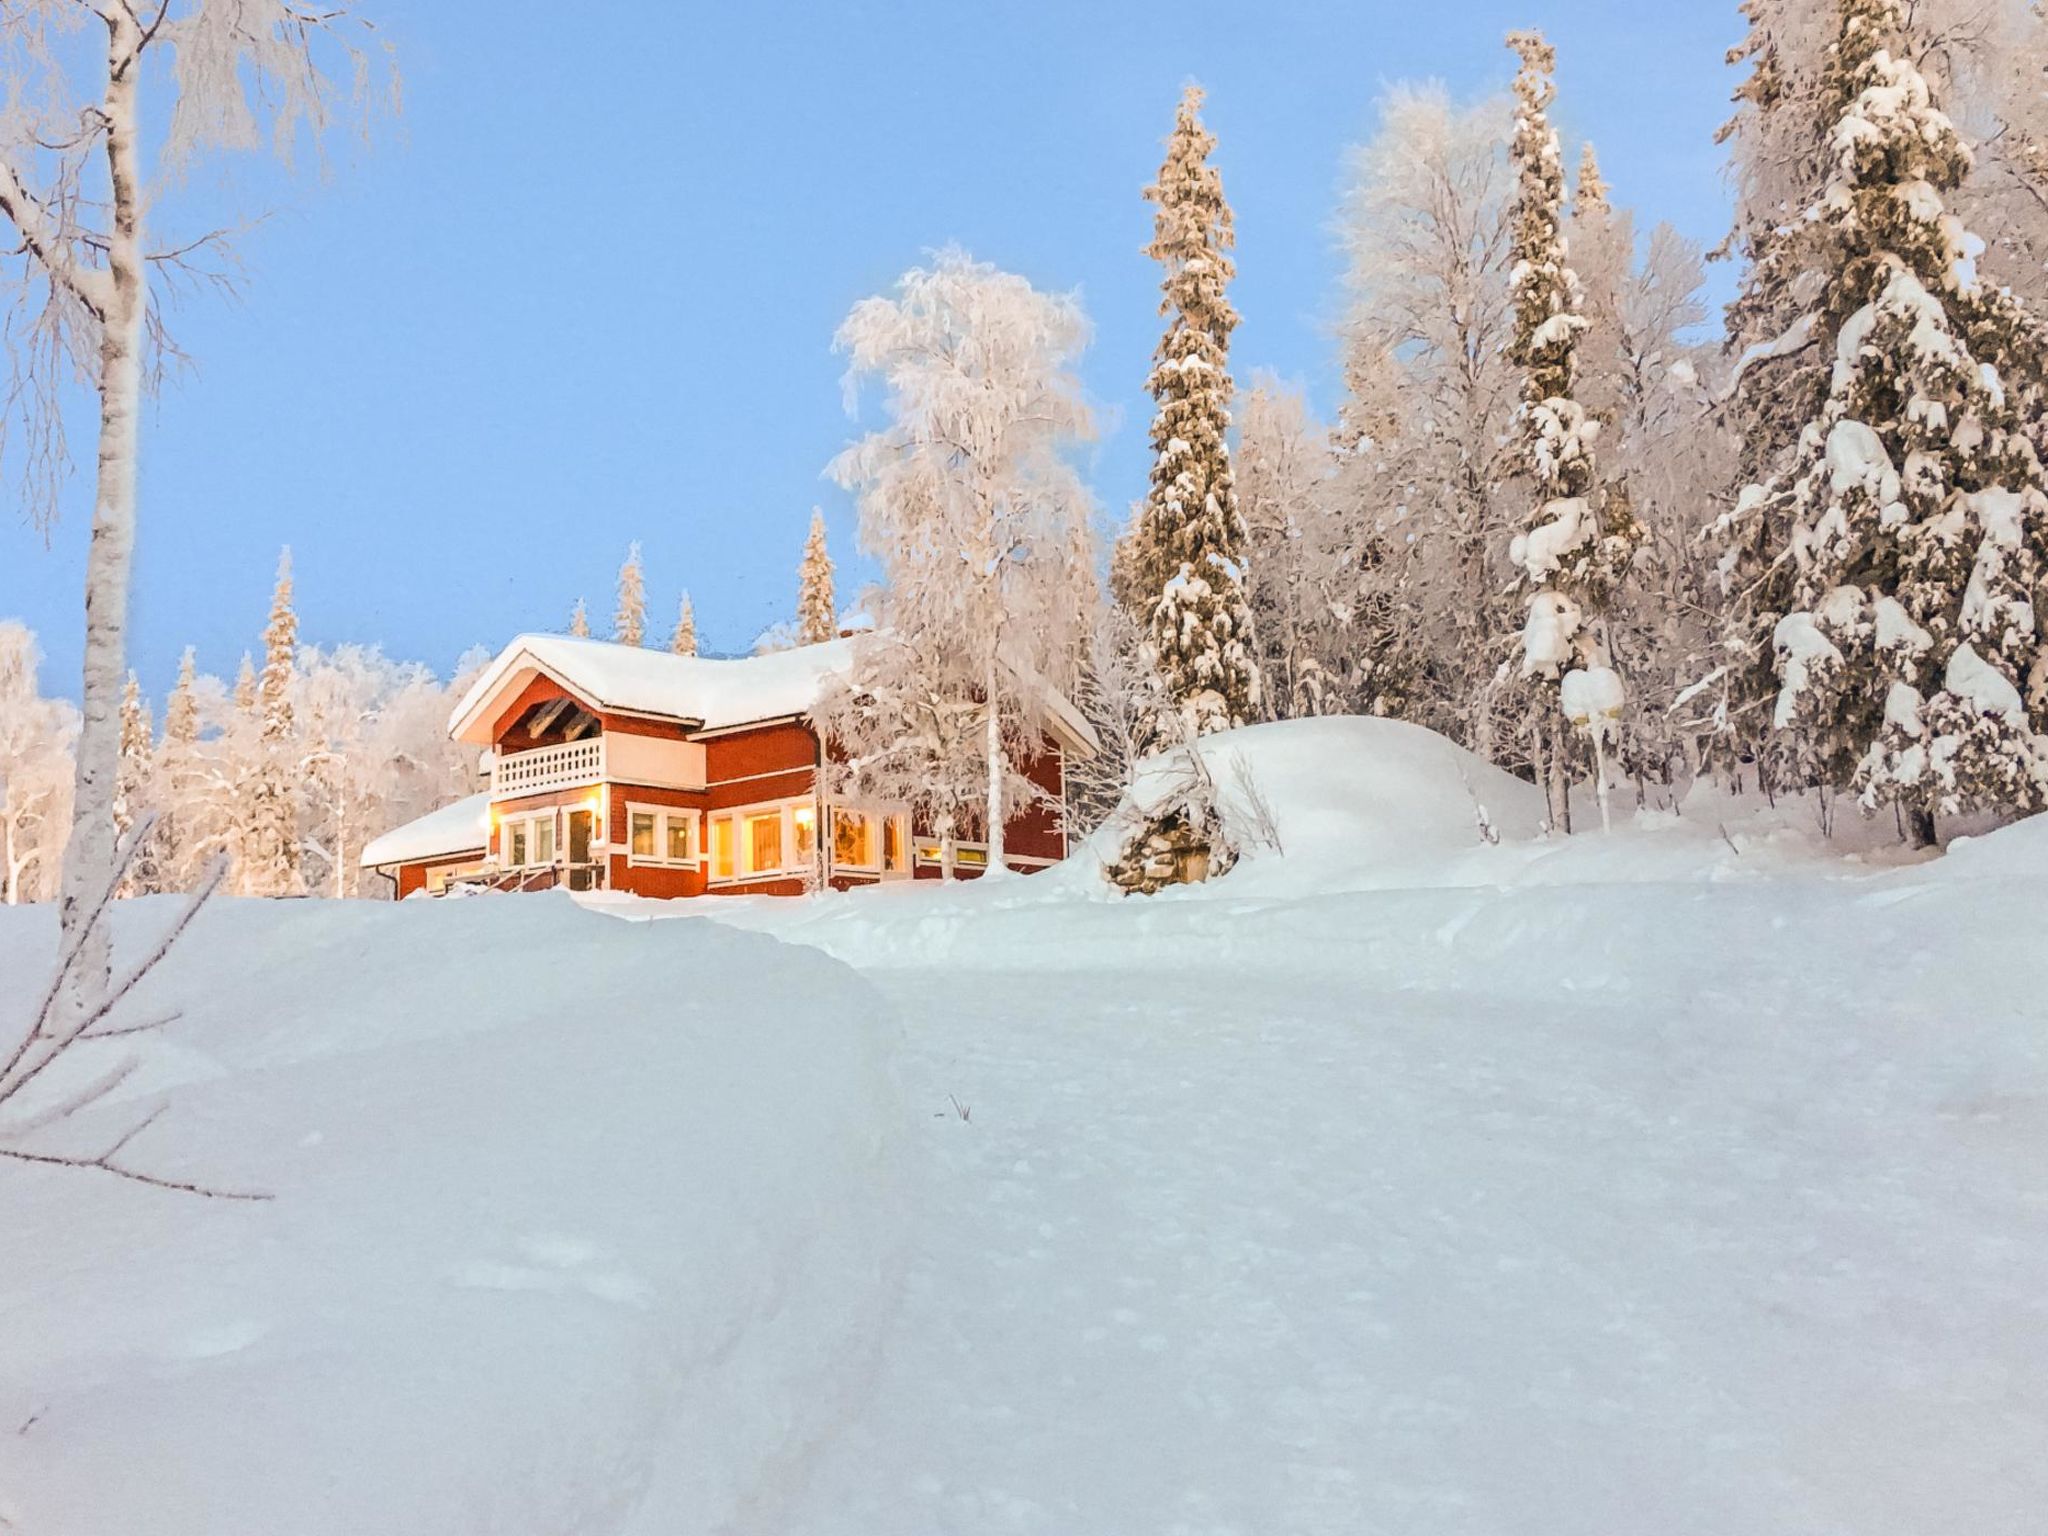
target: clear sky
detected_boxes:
[2,0,1740,702]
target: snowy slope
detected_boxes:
[8,717,2047,1534]
[0,895,909,1536]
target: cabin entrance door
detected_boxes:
[566,808,596,891]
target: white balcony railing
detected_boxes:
[492,737,605,799]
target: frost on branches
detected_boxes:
[1131,85,1262,739]
[1503,32,1639,831]
[823,250,1097,876]
[1755,0,2048,843]
[798,509,837,646]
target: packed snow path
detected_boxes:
[748,879,2047,1535]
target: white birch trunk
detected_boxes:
[57,9,146,1016]
[983,650,1005,876]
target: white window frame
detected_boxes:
[623,802,700,869]
[826,802,911,879]
[501,811,558,870]
[704,794,819,886]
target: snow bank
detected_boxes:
[0,895,909,1536]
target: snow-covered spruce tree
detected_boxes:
[1336,84,1519,757]
[233,653,257,714]
[113,672,158,895]
[1760,0,2048,844]
[1503,32,1640,832]
[822,250,1097,876]
[1131,84,1262,738]
[613,545,647,647]
[242,549,303,897]
[568,598,591,638]
[0,4,390,1017]
[1704,0,1842,786]
[670,592,697,656]
[798,509,837,645]
[154,646,204,888]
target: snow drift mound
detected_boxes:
[0,895,909,1536]
[1066,716,1548,898]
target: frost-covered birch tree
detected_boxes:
[1237,381,1344,719]
[0,2,390,1013]
[798,509,837,645]
[1336,84,1519,758]
[823,250,1096,875]
[1130,85,1262,738]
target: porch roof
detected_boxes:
[359,792,491,870]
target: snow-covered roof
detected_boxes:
[448,632,1099,756]
[359,792,491,869]
[448,634,861,744]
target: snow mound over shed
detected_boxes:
[1065,716,1550,898]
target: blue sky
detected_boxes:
[3,1,1739,702]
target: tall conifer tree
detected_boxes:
[245,549,302,895]
[670,592,698,657]
[614,545,647,647]
[1132,84,1262,737]
[1504,32,1638,830]
[1758,0,2048,843]
[798,510,837,645]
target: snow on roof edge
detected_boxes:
[360,792,491,869]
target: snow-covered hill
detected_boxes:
[4,717,2045,1534]
[0,897,909,1536]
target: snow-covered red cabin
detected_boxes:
[359,634,1095,899]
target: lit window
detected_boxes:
[533,816,555,864]
[883,816,905,873]
[832,808,873,868]
[746,811,783,874]
[666,815,692,862]
[630,811,656,858]
[792,804,816,862]
[508,821,528,867]
[710,815,735,878]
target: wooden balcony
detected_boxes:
[491,737,606,799]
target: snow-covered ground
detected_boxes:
[5,719,2045,1533]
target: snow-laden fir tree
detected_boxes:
[798,509,837,645]
[242,549,303,896]
[1503,31,1639,831]
[1752,0,2048,843]
[568,598,590,638]
[113,671,157,894]
[154,646,206,887]
[821,250,1097,877]
[233,653,257,713]
[613,545,647,647]
[1131,84,1262,738]
[1704,0,1842,784]
[670,592,697,656]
